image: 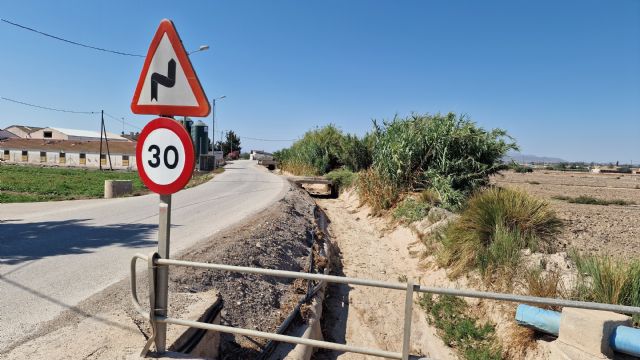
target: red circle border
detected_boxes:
[136,117,195,195]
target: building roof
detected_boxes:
[50,127,128,141]
[6,125,43,134]
[0,138,136,155]
[0,129,18,140]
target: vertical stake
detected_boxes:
[401,280,415,360]
[155,194,172,352]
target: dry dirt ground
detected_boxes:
[492,170,640,259]
[1,185,319,360]
[314,191,456,360]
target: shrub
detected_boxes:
[339,133,373,172]
[571,252,640,324]
[510,163,533,173]
[437,187,562,279]
[274,125,373,176]
[324,168,357,193]
[369,113,517,209]
[393,197,430,223]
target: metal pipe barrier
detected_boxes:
[130,253,640,359]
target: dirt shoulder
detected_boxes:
[2,184,318,360]
[314,191,456,360]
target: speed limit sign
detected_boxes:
[136,117,195,194]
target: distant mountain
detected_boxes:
[503,152,566,164]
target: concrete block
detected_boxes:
[553,308,631,359]
[104,179,133,198]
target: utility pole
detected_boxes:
[211,96,226,155]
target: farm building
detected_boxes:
[4,125,43,138]
[0,129,18,140]
[0,138,136,170]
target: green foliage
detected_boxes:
[274,125,370,176]
[437,187,562,278]
[324,168,357,193]
[510,163,533,173]
[369,113,517,210]
[0,164,145,203]
[215,130,241,155]
[571,252,640,324]
[553,195,635,206]
[419,294,502,360]
[239,152,250,160]
[392,197,430,223]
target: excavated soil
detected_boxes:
[492,171,640,259]
[170,185,318,359]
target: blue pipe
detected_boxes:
[515,304,640,357]
[610,326,640,358]
[515,304,561,335]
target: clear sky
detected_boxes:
[1,1,638,163]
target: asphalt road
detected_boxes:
[0,160,288,351]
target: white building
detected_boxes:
[0,138,136,170]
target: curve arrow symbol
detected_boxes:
[151,59,176,101]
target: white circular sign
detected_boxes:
[136,117,195,194]
[141,128,186,185]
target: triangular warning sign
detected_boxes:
[131,19,211,117]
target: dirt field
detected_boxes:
[492,170,640,259]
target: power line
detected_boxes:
[1,18,144,58]
[0,96,98,114]
[240,136,297,142]
[104,112,142,131]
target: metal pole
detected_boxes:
[155,194,172,352]
[212,99,215,154]
[99,111,104,170]
[401,280,414,360]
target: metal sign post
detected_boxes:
[155,194,171,351]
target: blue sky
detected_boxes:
[1,1,638,162]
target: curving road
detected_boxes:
[0,160,288,351]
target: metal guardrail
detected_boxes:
[130,253,640,359]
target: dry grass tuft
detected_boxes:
[436,187,562,282]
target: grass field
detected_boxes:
[0,164,146,203]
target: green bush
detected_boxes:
[274,125,372,175]
[369,113,517,210]
[325,168,357,193]
[393,198,430,223]
[437,187,562,278]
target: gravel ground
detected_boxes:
[492,171,640,259]
[170,185,319,359]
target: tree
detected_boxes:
[214,130,241,155]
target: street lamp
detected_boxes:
[188,45,210,55]
[212,96,226,153]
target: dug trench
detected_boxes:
[1,184,330,359]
